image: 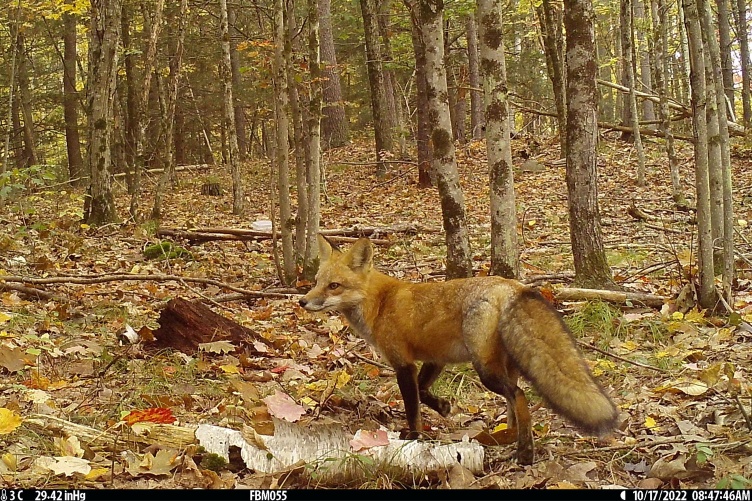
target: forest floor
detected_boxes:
[1,132,752,490]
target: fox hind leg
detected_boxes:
[417,362,451,417]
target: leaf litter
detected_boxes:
[0,137,750,489]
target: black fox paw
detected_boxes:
[435,398,451,417]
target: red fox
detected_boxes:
[299,236,618,464]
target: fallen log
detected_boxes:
[113,164,210,179]
[556,287,667,308]
[150,297,273,355]
[156,227,392,245]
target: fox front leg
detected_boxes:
[395,364,423,439]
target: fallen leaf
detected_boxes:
[123,407,177,426]
[199,341,236,354]
[262,390,306,422]
[35,456,91,476]
[0,408,22,434]
[0,345,26,372]
[350,429,389,451]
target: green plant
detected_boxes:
[0,165,58,202]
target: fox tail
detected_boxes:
[499,289,619,435]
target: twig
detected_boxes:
[561,437,685,456]
[735,395,752,432]
[577,341,669,373]
[0,274,298,299]
[350,350,392,371]
[0,282,60,301]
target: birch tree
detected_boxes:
[420,0,472,279]
[478,0,518,279]
[85,0,122,225]
[219,0,243,216]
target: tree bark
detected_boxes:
[699,0,734,303]
[406,0,433,187]
[286,4,308,263]
[634,0,656,122]
[151,0,188,220]
[219,0,243,215]
[229,6,248,160]
[735,0,751,126]
[273,0,295,284]
[128,0,164,220]
[478,0,518,279]
[85,0,122,225]
[682,0,715,308]
[17,33,39,166]
[2,2,19,174]
[318,0,349,148]
[420,0,472,279]
[63,7,84,184]
[304,0,323,281]
[121,3,137,187]
[621,0,647,186]
[466,15,483,140]
[536,0,566,157]
[717,0,734,110]
[360,0,394,176]
[564,0,615,289]
[652,0,685,207]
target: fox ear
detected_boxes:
[346,238,373,271]
[317,234,336,262]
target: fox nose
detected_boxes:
[298,298,307,308]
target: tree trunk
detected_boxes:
[2,3,19,175]
[273,0,295,284]
[121,3,137,189]
[360,0,394,176]
[229,6,248,160]
[420,0,472,279]
[619,2,633,135]
[699,0,734,303]
[682,0,715,308]
[17,33,39,166]
[466,15,483,140]
[735,0,751,126]
[537,0,566,157]
[304,0,323,281]
[128,0,164,220]
[652,0,685,207]
[621,0,647,186]
[219,0,243,215]
[717,0,734,110]
[564,0,615,289]
[151,0,188,220]
[406,0,433,188]
[287,4,308,263]
[634,0,656,122]
[478,0,518,279]
[85,0,122,225]
[63,7,84,184]
[378,1,404,155]
[318,0,349,148]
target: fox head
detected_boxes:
[298,235,373,313]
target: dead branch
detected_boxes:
[577,341,668,373]
[113,164,210,179]
[155,228,391,246]
[0,274,298,299]
[597,78,688,112]
[0,282,60,301]
[556,287,667,308]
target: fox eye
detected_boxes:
[328,282,340,290]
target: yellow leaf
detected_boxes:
[622,340,638,351]
[300,396,317,408]
[220,364,240,374]
[644,416,658,429]
[492,422,508,433]
[335,370,351,387]
[684,309,705,324]
[80,223,90,230]
[85,467,109,480]
[2,452,17,471]
[671,311,684,320]
[0,408,23,434]
[0,312,11,324]
[305,380,328,392]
